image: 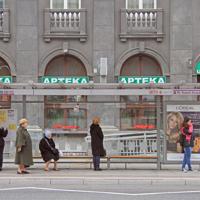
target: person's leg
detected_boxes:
[17,164,25,173]
[93,156,97,170]
[0,145,4,170]
[53,161,58,170]
[182,148,187,170]
[187,147,192,170]
[184,147,191,170]
[44,161,51,171]
[96,156,101,170]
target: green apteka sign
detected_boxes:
[195,62,200,74]
[0,76,12,84]
[118,76,166,84]
[41,76,89,84]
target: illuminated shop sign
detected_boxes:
[118,76,166,84]
[0,76,12,84]
[41,76,89,84]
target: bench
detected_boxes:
[107,155,158,169]
[32,155,158,169]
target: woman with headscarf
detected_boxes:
[39,129,59,171]
[15,118,33,174]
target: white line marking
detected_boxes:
[0,187,200,197]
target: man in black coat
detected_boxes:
[0,127,8,171]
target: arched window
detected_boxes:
[120,54,162,130]
[44,55,87,130]
[0,57,11,109]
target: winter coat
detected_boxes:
[90,124,105,156]
[15,126,33,166]
[39,137,59,162]
[0,127,8,147]
[181,125,195,148]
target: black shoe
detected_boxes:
[0,168,2,171]
[188,169,193,171]
[95,168,102,171]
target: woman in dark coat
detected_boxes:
[90,117,105,171]
[0,127,8,171]
[15,118,33,174]
[39,129,59,171]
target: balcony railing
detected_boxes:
[44,8,87,42]
[0,8,10,42]
[120,8,164,42]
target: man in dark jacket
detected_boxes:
[0,127,8,171]
[90,117,105,171]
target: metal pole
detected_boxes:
[22,95,27,118]
[156,95,161,170]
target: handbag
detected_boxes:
[44,138,59,156]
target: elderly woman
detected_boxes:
[15,118,33,174]
[39,129,59,171]
[90,117,106,171]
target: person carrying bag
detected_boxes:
[39,129,59,171]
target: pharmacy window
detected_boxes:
[126,0,157,9]
[50,0,81,9]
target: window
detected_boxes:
[45,96,87,130]
[0,0,4,8]
[51,0,81,9]
[126,0,157,9]
[120,96,157,130]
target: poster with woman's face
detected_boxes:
[166,105,200,161]
[166,112,184,153]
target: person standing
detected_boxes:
[0,127,8,171]
[39,129,59,171]
[90,117,105,171]
[15,118,33,174]
[181,117,194,172]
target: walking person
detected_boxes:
[90,117,106,171]
[39,129,59,171]
[15,118,33,174]
[181,117,194,172]
[0,127,8,171]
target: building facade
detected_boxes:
[0,0,200,158]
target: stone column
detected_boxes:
[88,0,118,129]
[14,0,43,127]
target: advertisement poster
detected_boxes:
[166,105,200,161]
[0,109,17,139]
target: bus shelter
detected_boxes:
[1,82,200,169]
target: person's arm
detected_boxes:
[97,127,104,140]
[51,139,56,148]
[183,127,192,135]
[16,129,26,152]
[2,128,8,138]
[39,139,50,153]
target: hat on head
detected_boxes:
[19,118,28,125]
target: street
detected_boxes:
[1,167,200,200]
